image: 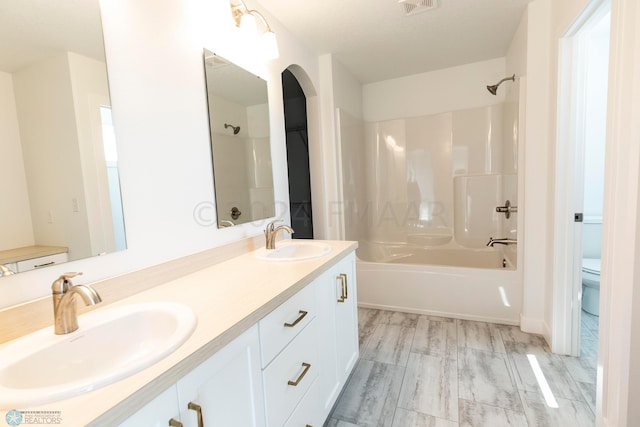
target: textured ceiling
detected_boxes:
[257,0,533,83]
[0,0,104,73]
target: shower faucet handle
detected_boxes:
[496,200,518,219]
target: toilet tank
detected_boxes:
[582,218,602,259]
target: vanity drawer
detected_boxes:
[283,376,322,427]
[259,282,316,366]
[16,252,68,272]
[263,320,319,427]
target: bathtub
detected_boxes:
[356,242,522,324]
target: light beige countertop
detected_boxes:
[0,239,357,426]
[0,245,68,265]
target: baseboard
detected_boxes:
[358,302,520,326]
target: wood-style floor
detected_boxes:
[326,308,599,427]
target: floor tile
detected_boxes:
[458,348,522,412]
[326,418,362,427]
[576,381,597,416]
[457,320,506,354]
[498,325,550,354]
[334,308,601,427]
[579,333,599,363]
[562,354,597,385]
[332,359,405,427]
[362,324,414,366]
[397,353,458,421]
[411,316,457,360]
[507,351,584,401]
[519,390,595,427]
[391,408,458,427]
[358,307,385,350]
[458,399,527,427]
[378,310,420,328]
[581,311,599,335]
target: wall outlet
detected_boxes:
[47,210,53,224]
[72,198,79,212]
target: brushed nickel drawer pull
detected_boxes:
[284,310,308,328]
[168,419,183,427]
[340,273,348,299]
[337,275,346,303]
[34,261,55,268]
[188,402,204,427]
[287,362,311,386]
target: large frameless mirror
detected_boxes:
[203,49,275,228]
[0,0,126,277]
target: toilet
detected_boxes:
[581,220,602,316]
[582,258,601,316]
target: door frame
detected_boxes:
[551,0,610,356]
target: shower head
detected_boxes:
[487,74,516,95]
[224,123,241,135]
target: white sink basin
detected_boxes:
[0,302,197,407]
[254,241,332,261]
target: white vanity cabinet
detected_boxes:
[116,248,358,427]
[119,325,265,427]
[259,281,320,427]
[332,252,359,383]
[176,324,265,427]
[316,252,359,419]
[118,385,180,427]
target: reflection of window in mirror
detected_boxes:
[100,107,126,252]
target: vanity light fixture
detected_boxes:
[230,0,279,59]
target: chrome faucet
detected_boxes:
[52,272,102,334]
[0,264,15,277]
[264,220,294,249]
[486,237,518,247]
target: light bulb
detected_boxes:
[261,31,279,59]
[240,12,258,41]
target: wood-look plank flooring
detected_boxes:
[326,308,598,427]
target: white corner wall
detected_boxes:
[13,53,93,261]
[0,71,34,251]
[362,57,507,122]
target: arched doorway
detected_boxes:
[282,68,313,238]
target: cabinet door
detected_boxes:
[333,252,359,382]
[316,251,359,421]
[118,385,181,427]
[176,325,265,427]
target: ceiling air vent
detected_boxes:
[398,0,438,16]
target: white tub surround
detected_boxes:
[0,240,357,426]
[357,249,521,324]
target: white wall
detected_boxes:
[0,0,322,308]
[13,53,93,261]
[0,72,34,251]
[68,52,116,256]
[582,18,609,219]
[520,0,552,335]
[362,57,506,122]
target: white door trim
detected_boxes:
[552,1,609,356]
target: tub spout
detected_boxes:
[486,237,517,247]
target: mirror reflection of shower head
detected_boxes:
[487,74,516,95]
[224,123,240,134]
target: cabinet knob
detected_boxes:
[168,419,183,427]
[188,402,204,427]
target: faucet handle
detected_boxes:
[51,272,83,294]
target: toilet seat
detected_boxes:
[582,258,601,276]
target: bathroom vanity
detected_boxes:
[0,240,358,426]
